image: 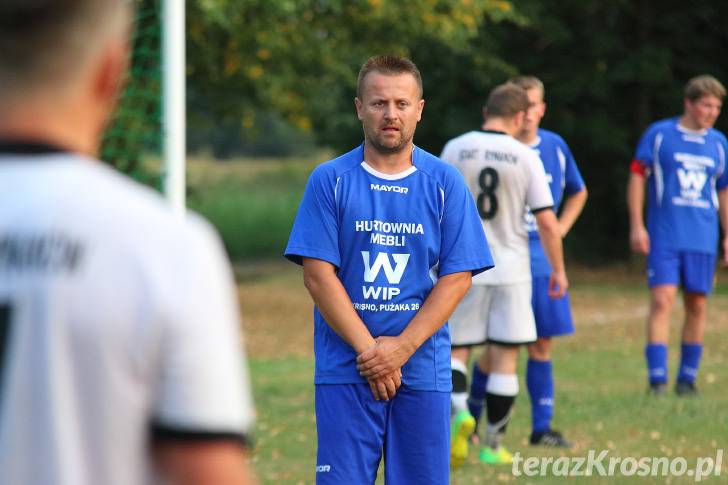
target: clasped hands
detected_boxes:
[356,335,414,401]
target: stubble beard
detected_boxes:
[366,127,414,155]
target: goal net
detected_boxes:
[101,0,185,213]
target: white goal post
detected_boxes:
[162,0,186,216]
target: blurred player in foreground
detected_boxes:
[0,1,256,484]
[627,75,728,397]
[285,55,493,483]
[441,83,567,466]
[510,75,587,447]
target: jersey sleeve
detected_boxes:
[153,217,254,443]
[437,166,494,278]
[633,125,658,168]
[561,141,586,196]
[284,165,341,267]
[526,152,555,211]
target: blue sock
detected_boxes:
[527,359,553,434]
[645,343,668,384]
[677,342,702,384]
[467,363,488,423]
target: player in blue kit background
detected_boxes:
[511,76,587,447]
[627,74,728,397]
[285,55,493,484]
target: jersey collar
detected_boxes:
[0,140,69,155]
[361,161,418,180]
[358,142,419,181]
[676,122,708,137]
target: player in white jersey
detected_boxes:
[0,2,256,484]
[440,83,568,466]
[511,75,587,447]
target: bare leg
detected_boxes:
[527,337,552,361]
[647,285,678,343]
[682,291,707,343]
[487,344,519,374]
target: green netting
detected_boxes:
[100,0,162,189]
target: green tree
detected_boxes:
[186,0,521,155]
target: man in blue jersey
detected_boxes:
[285,55,493,484]
[627,75,728,397]
[511,76,587,447]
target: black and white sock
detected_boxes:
[451,357,469,415]
[484,373,518,450]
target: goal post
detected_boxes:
[101,0,186,215]
[162,0,185,216]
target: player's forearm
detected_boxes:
[399,271,472,352]
[558,187,587,237]
[302,258,375,354]
[718,189,728,264]
[536,210,565,274]
[155,441,257,485]
[626,172,647,229]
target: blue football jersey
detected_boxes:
[634,117,728,253]
[525,129,585,277]
[285,144,493,391]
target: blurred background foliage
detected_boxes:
[178,0,728,262]
[186,0,522,156]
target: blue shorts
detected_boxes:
[315,384,450,485]
[647,249,716,295]
[531,275,574,338]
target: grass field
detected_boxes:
[239,261,728,484]
[186,154,324,261]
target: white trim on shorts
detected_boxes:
[449,281,537,346]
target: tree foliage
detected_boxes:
[186,0,521,155]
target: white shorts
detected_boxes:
[449,282,537,346]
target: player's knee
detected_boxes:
[489,348,519,374]
[650,290,675,313]
[527,338,551,360]
[683,293,707,315]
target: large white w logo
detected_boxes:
[361,251,410,284]
[677,168,707,192]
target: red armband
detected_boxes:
[630,159,649,177]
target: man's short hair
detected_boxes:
[357,55,423,100]
[484,83,529,119]
[684,75,726,102]
[0,0,130,97]
[509,75,545,98]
